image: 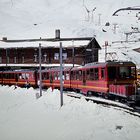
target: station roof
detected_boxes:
[0,37,101,49]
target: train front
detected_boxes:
[107,61,140,104]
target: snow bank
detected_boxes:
[0,85,140,140]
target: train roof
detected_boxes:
[0,69,35,73]
[71,61,136,70]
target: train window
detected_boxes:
[73,71,76,80]
[26,73,29,79]
[76,71,79,80]
[54,72,58,80]
[71,71,76,80]
[11,74,14,79]
[86,70,90,80]
[65,71,70,80]
[94,68,99,80]
[9,73,11,79]
[119,67,129,78]
[71,71,74,80]
[108,67,116,79]
[101,68,105,79]
[89,69,94,80]
[19,73,22,79]
[46,72,49,79]
[5,74,9,79]
[50,73,54,83]
[119,66,136,79]
[131,67,136,78]
[43,73,48,80]
[79,70,82,80]
[20,73,26,79]
[15,74,18,82]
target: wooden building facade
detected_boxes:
[0,37,101,70]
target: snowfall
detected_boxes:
[0,85,140,140]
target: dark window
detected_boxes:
[86,70,90,80]
[94,68,99,80]
[90,68,94,80]
[79,70,82,80]
[119,66,136,79]
[101,68,105,79]
[108,67,117,79]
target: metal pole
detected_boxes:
[105,45,107,62]
[39,43,42,97]
[60,42,63,107]
[72,40,74,67]
[6,48,8,67]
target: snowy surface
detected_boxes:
[0,85,140,140]
[0,0,140,67]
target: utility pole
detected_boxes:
[5,48,8,67]
[91,8,96,23]
[72,40,74,67]
[39,43,42,97]
[82,0,85,6]
[105,41,108,62]
[113,23,118,34]
[60,42,63,107]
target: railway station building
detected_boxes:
[0,32,101,70]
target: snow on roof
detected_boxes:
[0,63,80,67]
[0,40,89,48]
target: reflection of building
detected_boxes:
[0,37,101,70]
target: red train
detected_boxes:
[0,61,139,103]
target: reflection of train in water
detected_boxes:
[0,61,139,104]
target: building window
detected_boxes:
[43,53,47,62]
[54,53,59,60]
[7,57,10,63]
[14,57,17,63]
[63,53,67,60]
[0,57,2,63]
[34,54,38,62]
[22,56,24,63]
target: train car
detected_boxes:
[41,67,72,90]
[0,70,37,88]
[70,61,137,100]
[41,61,137,101]
[0,61,138,104]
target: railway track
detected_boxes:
[66,93,140,118]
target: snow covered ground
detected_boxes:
[0,85,140,140]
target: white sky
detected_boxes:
[0,0,140,66]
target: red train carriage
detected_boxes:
[41,61,136,100]
[69,61,136,98]
[0,61,137,102]
[0,70,37,88]
[41,67,72,90]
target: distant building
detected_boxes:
[0,36,101,70]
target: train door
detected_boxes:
[83,70,86,85]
